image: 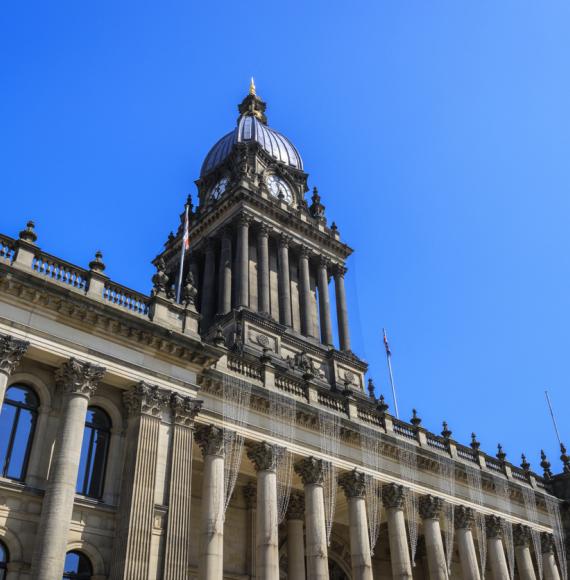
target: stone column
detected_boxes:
[201,239,217,328]
[541,533,561,580]
[164,394,202,580]
[419,494,449,580]
[110,382,170,580]
[338,469,373,580]
[455,506,482,580]
[286,492,306,580]
[317,258,333,346]
[514,525,538,580]
[195,424,226,580]
[278,235,292,326]
[299,246,313,337]
[334,266,351,351]
[31,358,105,580]
[257,224,271,316]
[485,515,510,580]
[247,442,280,580]
[218,228,232,315]
[294,457,329,580]
[0,333,29,410]
[243,482,257,579]
[237,214,251,308]
[382,483,413,579]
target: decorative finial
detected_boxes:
[441,421,452,440]
[496,444,507,463]
[88,250,106,273]
[367,378,376,400]
[470,432,481,451]
[19,220,37,243]
[560,442,570,473]
[411,409,422,427]
[520,453,531,472]
[540,450,553,479]
[249,77,256,96]
[213,325,226,348]
[377,394,389,414]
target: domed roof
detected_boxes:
[200,82,303,176]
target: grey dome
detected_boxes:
[201,103,303,177]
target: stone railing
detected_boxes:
[317,391,345,413]
[426,432,449,452]
[32,252,89,290]
[456,443,478,463]
[275,374,306,398]
[103,281,150,315]
[0,234,15,263]
[392,418,418,441]
[227,356,262,381]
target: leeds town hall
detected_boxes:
[0,84,568,580]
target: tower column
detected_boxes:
[0,333,29,411]
[278,235,292,326]
[286,492,306,580]
[338,469,373,580]
[299,246,313,337]
[455,506,482,580]
[31,359,105,580]
[201,239,217,328]
[195,425,226,580]
[334,265,351,351]
[257,225,271,315]
[218,228,232,315]
[237,214,251,308]
[486,515,510,580]
[247,442,280,580]
[294,457,329,580]
[419,494,449,580]
[382,483,413,579]
[514,525,538,580]
[317,258,334,346]
[541,533,562,580]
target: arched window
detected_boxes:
[76,407,111,499]
[0,385,39,481]
[0,540,8,580]
[62,550,92,580]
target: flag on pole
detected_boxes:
[383,328,391,356]
[175,203,190,303]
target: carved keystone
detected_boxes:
[287,491,305,520]
[247,442,280,472]
[195,424,225,458]
[454,506,475,530]
[419,494,444,520]
[485,515,504,539]
[338,469,366,499]
[0,334,29,376]
[56,358,106,399]
[294,457,326,486]
[382,483,407,510]
[513,524,532,547]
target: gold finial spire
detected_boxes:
[249,77,256,96]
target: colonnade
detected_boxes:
[196,213,351,350]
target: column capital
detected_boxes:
[247,441,281,472]
[318,255,331,270]
[123,381,170,418]
[485,514,504,538]
[294,456,326,485]
[195,424,226,457]
[238,213,253,227]
[382,482,407,509]
[513,524,532,547]
[279,234,293,249]
[419,494,444,520]
[257,223,271,238]
[338,468,366,499]
[0,334,29,376]
[56,358,106,399]
[299,245,312,259]
[454,506,475,530]
[243,481,256,509]
[333,263,347,278]
[287,491,305,520]
[541,532,555,554]
[170,393,202,427]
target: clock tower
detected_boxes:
[156,82,368,393]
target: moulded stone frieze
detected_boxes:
[123,381,170,417]
[541,532,555,554]
[294,456,326,485]
[418,494,444,520]
[513,524,532,547]
[0,333,29,376]
[287,491,305,520]
[485,514,504,539]
[246,441,281,472]
[338,468,366,499]
[243,481,256,509]
[195,424,226,457]
[381,483,407,510]
[455,506,475,530]
[56,357,106,399]
[170,393,202,427]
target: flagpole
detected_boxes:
[175,204,189,303]
[545,390,562,446]
[383,328,400,419]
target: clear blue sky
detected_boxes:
[2,1,569,474]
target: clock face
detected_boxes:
[210,177,230,200]
[266,175,293,204]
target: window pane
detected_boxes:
[86,407,110,429]
[63,551,92,578]
[0,405,17,475]
[76,426,93,494]
[6,409,34,480]
[6,385,38,408]
[87,428,109,498]
[0,539,6,561]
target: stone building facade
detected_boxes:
[0,83,568,580]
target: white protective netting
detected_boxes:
[466,465,487,579]
[319,410,341,546]
[521,486,543,580]
[438,455,456,573]
[399,441,419,565]
[495,477,515,580]
[545,495,568,580]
